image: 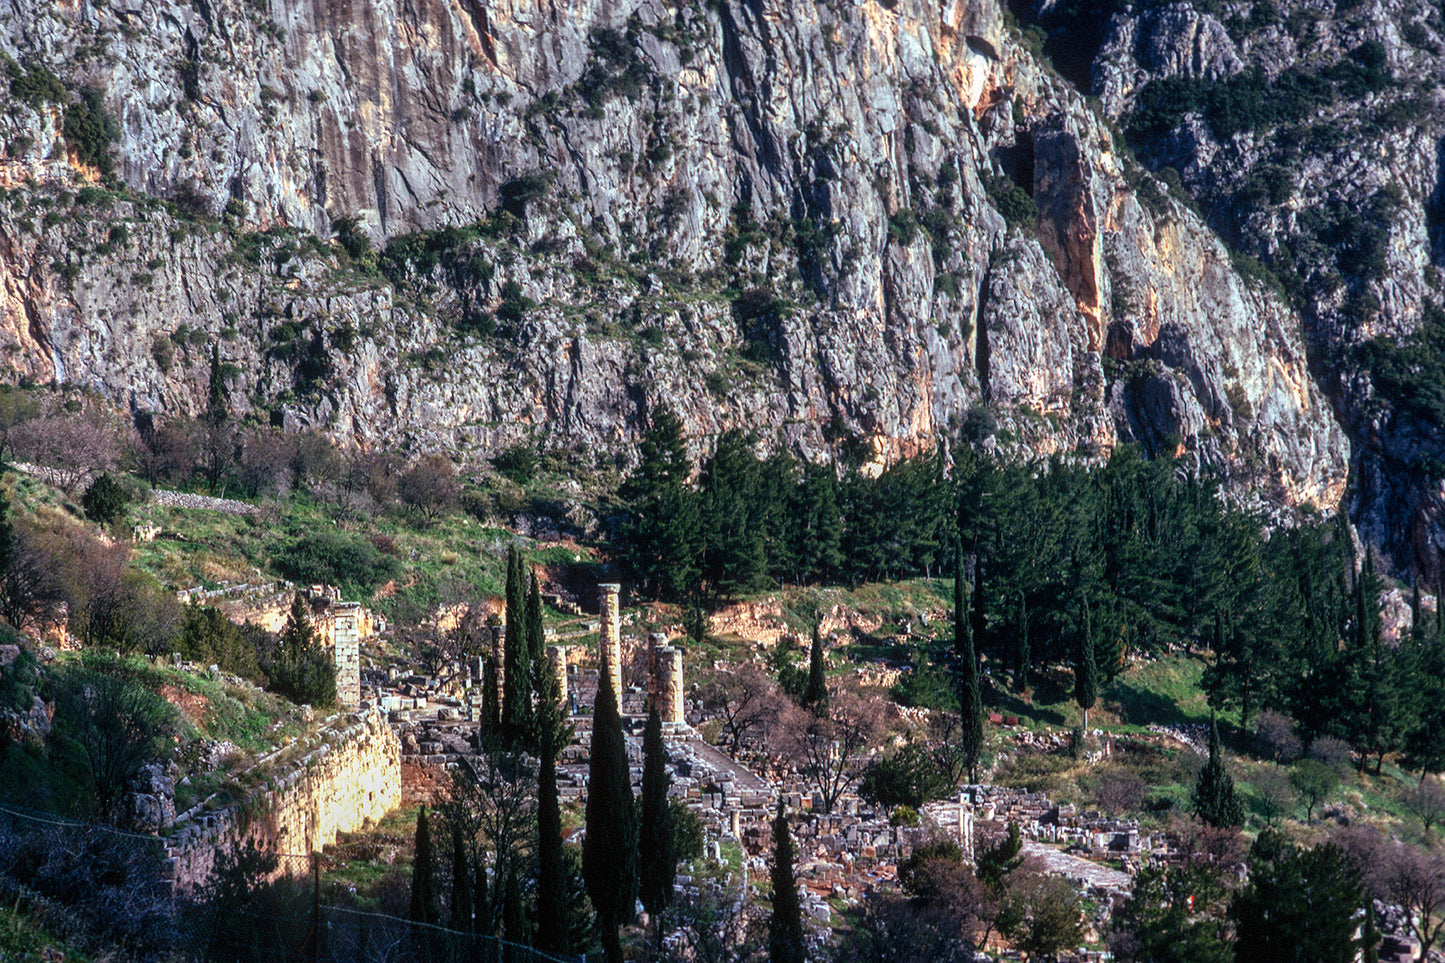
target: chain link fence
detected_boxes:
[0,804,577,963]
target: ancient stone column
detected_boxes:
[959,791,975,862]
[331,603,361,707]
[547,645,568,708]
[647,632,667,710]
[656,645,684,725]
[599,583,622,703]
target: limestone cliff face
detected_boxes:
[1082,0,1445,575]
[0,0,1348,515]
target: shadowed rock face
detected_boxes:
[0,0,1347,521]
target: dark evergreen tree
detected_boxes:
[535,721,567,954]
[699,430,769,599]
[769,801,806,963]
[976,821,1024,890]
[409,806,438,925]
[502,867,528,947]
[530,622,571,761]
[480,656,501,742]
[1191,715,1244,828]
[179,604,262,680]
[639,706,677,945]
[502,546,531,742]
[615,408,699,599]
[1230,832,1363,963]
[267,593,336,707]
[1362,899,1381,963]
[449,821,472,932]
[1109,862,1230,963]
[199,344,236,493]
[81,472,128,525]
[583,672,637,963]
[956,541,984,783]
[802,623,829,717]
[783,462,844,584]
[1075,604,1098,730]
[1015,588,1031,691]
[526,571,545,666]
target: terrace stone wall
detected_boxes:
[163,708,401,893]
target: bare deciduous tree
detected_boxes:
[133,416,198,485]
[400,454,461,523]
[0,517,69,631]
[441,750,537,934]
[786,685,893,814]
[234,427,292,497]
[0,386,40,462]
[1337,826,1445,963]
[1403,778,1445,836]
[13,408,123,495]
[696,662,789,755]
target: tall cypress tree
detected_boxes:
[533,623,570,955]
[480,656,501,742]
[1015,588,1031,692]
[409,806,438,925]
[1191,714,1244,827]
[502,546,531,742]
[639,706,677,945]
[956,542,984,783]
[449,821,472,932]
[583,672,637,963]
[802,623,828,716]
[535,723,567,953]
[1075,604,1098,730]
[502,867,528,947]
[769,801,806,963]
[199,344,235,493]
[526,571,545,666]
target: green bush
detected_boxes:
[63,88,119,176]
[858,743,950,809]
[81,472,130,525]
[271,530,400,596]
[985,176,1038,227]
[887,208,920,245]
[6,60,65,108]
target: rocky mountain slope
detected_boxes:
[0,0,1362,546]
[1071,0,1445,577]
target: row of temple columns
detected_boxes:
[482,582,683,724]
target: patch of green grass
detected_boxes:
[0,899,87,963]
[1104,655,1212,729]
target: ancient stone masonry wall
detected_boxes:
[162,708,400,894]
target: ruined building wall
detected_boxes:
[332,604,361,707]
[163,708,401,893]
